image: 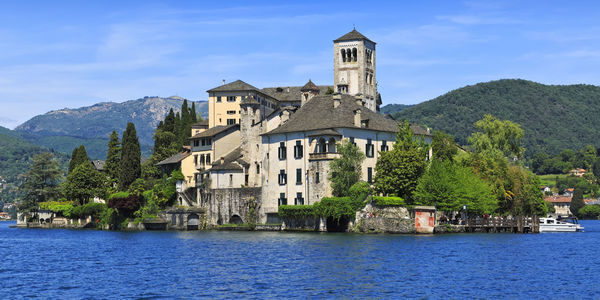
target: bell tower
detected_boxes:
[333,29,378,111]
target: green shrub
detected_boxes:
[109,191,130,199]
[349,181,371,202]
[373,196,406,206]
[39,201,74,217]
[314,196,365,221]
[278,205,316,219]
[578,204,600,219]
[128,178,146,196]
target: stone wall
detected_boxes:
[206,187,262,226]
[281,216,326,231]
[353,204,415,234]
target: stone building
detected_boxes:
[160,29,431,226]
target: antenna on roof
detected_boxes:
[353,24,356,30]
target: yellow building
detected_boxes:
[207,80,278,128]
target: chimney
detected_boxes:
[222,79,226,85]
[355,94,364,106]
[333,93,341,108]
[220,157,225,164]
[354,109,362,127]
[281,110,290,124]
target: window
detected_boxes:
[278,142,287,160]
[366,139,374,157]
[278,170,287,185]
[206,154,211,164]
[315,172,320,184]
[194,140,199,147]
[368,167,373,184]
[227,96,236,102]
[216,96,222,102]
[194,155,198,165]
[256,163,260,174]
[227,110,236,115]
[278,193,287,206]
[295,192,304,205]
[294,141,303,159]
[207,139,212,145]
[296,168,302,184]
[200,154,205,165]
[229,174,233,186]
[381,140,389,152]
[227,119,236,125]
[349,137,356,147]
[201,139,205,146]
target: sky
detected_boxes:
[1,0,600,128]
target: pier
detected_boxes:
[461,216,540,233]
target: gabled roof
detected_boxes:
[334,29,375,44]
[263,94,429,136]
[211,147,249,171]
[241,94,260,105]
[261,85,332,103]
[301,79,320,92]
[190,124,239,139]
[207,80,260,93]
[156,151,191,166]
[545,196,572,203]
[92,160,105,171]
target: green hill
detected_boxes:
[390,79,600,157]
[15,96,207,159]
[0,126,69,204]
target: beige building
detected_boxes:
[207,80,278,128]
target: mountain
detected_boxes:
[389,79,600,157]
[380,103,413,115]
[15,96,208,159]
[0,126,69,204]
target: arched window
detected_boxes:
[347,48,351,61]
[352,48,357,62]
[328,137,337,153]
[341,49,346,62]
[318,138,327,153]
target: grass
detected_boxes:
[538,174,568,187]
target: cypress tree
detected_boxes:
[164,109,175,133]
[190,102,197,123]
[180,100,192,145]
[68,145,90,173]
[120,122,141,190]
[105,130,121,185]
[571,188,585,217]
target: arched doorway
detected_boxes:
[187,213,199,230]
[229,215,243,224]
[326,216,349,232]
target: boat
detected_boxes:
[539,217,584,232]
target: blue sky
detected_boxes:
[1,0,600,128]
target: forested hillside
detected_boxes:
[0,126,68,205]
[390,79,600,157]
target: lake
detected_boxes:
[1,220,599,298]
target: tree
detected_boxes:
[120,122,141,190]
[105,130,121,185]
[19,153,63,214]
[468,114,524,159]
[373,122,429,201]
[432,130,458,161]
[64,162,104,205]
[68,145,90,173]
[414,159,496,214]
[570,188,584,217]
[190,102,197,122]
[329,140,365,197]
[164,109,176,133]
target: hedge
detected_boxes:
[278,205,316,219]
[373,196,406,206]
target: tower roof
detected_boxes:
[334,29,375,44]
[300,79,320,92]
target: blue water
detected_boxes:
[1,221,600,299]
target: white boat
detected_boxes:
[539,217,584,232]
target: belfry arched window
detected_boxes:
[352,48,357,62]
[341,49,346,62]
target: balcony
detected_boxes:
[309,152,340,161]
